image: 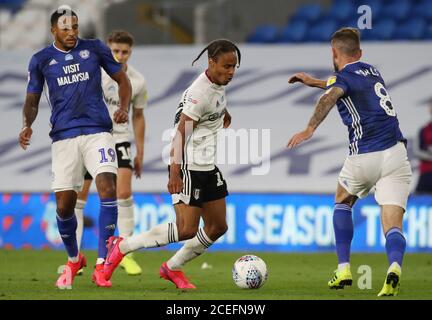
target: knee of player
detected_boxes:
[117,191,132,200]
[56,206,75,219]
[208,223,228,239]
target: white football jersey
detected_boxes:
[102,65,147,143]
[174,72,227,171]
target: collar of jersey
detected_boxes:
[340,60,361,71]
[52,38,80,53]
[203,71,223,89]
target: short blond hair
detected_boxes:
[331,27,361,57]
[107,30,134,46]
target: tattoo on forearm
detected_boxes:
[23,94,41,128]
[308,87,344,130]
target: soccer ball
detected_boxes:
[232,255,268,289]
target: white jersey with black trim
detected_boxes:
[102,64,148,144]
[173,72,227,171]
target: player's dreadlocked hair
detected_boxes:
[192,39,241,67]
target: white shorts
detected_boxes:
[338,142,412,210]
[51,132,118,192]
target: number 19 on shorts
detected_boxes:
[99,148,116,163]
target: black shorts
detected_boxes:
[170,166,229,208]
[416,172,432,194]
[84,141,133,180]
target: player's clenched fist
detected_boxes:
[113,108,128,123]
[288,72,313,85]
[19,127,33,150]
[167,174,183,194]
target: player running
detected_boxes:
[19,7,131,289]
[103,39,240,289]
[75,30,147,276]
[287,27,412,296]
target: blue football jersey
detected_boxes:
[27,38,122,142]
[326,61,406,155]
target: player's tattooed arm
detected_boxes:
[308,87,344,130]
[19,93,41,150]
[22,93,41,128]
[287,87,344,149]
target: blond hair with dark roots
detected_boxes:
[331,27,361,57]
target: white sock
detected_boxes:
[167,228,214,270]
[338,262,350,270]
[118,197,135,237]
[388,262,402,274]
[96,258,105,265]
[68,256,79,263]
[75,200,86,251]
[119,222,178,254]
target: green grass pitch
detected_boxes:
[1,249,431,300]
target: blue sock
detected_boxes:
[333,203,354,264]
[56,214,78,258]
[385,227,406,267]
[98,198,118,261]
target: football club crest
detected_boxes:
[193,189,201,200]
[79,50,90,59]
[65,54,73,61]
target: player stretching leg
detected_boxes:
[75,30,147,276]
[287,28,411,296]
[104,39,240,289]
[19,7,131,289]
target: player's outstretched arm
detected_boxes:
[288,72,327,90]
[19,93,41,150]
[132,107,145,178]
[111,70,132,123]
[168,114,198,194]
[287,87,344,148]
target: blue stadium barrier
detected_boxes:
[2,193,432,253]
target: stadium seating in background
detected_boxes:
[246,0,432,43]
[290,3,322,24]
[279,21,308,42]
[0,0,127,49]
[247,25,279,43]
[305,18,339,42]
[0,0,27,12]
[394,18,427,39]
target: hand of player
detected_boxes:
[223,110,232,128]
[19,127,33,150]
[113,108,128,124]
[133,155,143,178]
[168,165,183,194]
[287,127,314,149]
[288,72,314,86]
